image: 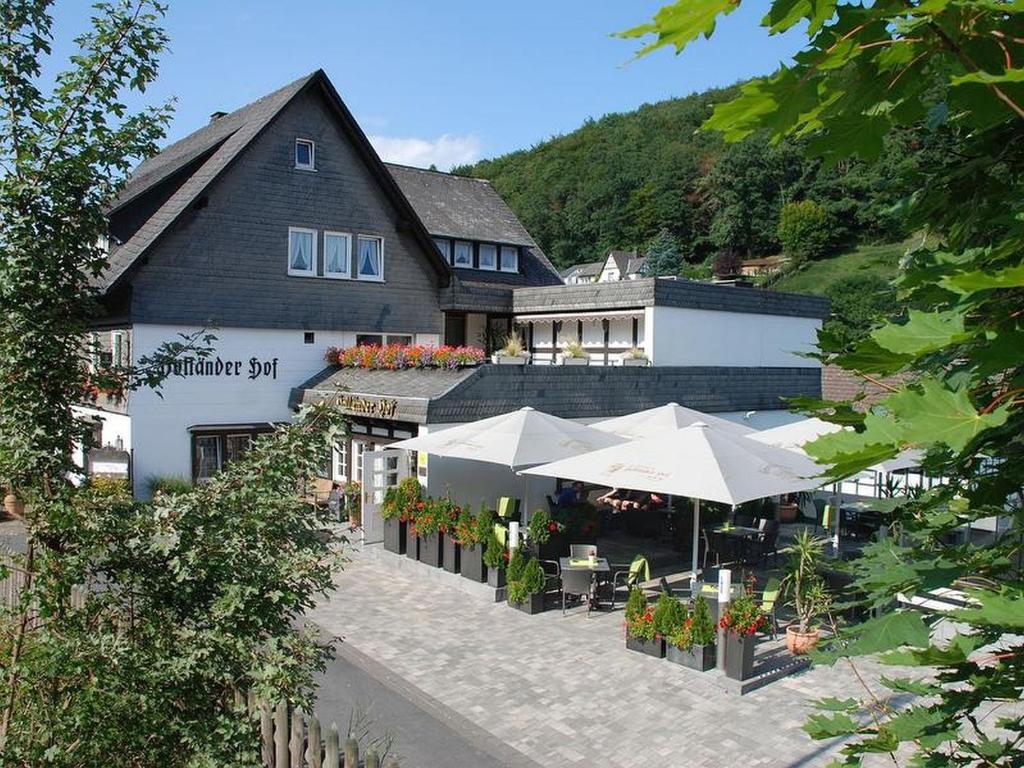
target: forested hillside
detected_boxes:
[454,85,931,271]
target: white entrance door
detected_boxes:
[361,448,410,544]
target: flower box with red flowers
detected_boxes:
[718,593,767,681]
[623,587,665,658]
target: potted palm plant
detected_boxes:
[619,347,649,367]
[780,529,831,655]
[624,586,664,658]
[666,595,716,671]
[719,592,768,681]
[491,334,530,365]
[556,340,590,366]
[506,550,546,614]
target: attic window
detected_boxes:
[500,246,519,273]
[295,139,315,170]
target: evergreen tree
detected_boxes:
[642,228,685,276]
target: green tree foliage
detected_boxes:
[0,2,333,763]
[823,274,899,349]
[642,228,685,276]
[625,1,1024,765]
[777,200,834,263]
[456,91,920,269]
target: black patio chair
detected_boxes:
[539,559,561,593]
[606,554,651,610]
[744,521,780,566]
[561,568,595,616]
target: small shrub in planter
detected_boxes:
[558,341,590,366]
[620,347,649,367]
[624,587,664,658]
[491,334,530,365]
[437,498,463,573]
[482,523,506,587]
[719,592,768,681]
[507,551,546,614]
[527,508,565,559]
[666,596,716,672]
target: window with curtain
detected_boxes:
[500,246,519,273]
[479,243,497,270]
[454,240,473,267]
[324,232,351,278]
[288,228,316,276]
[357,236,383,280]
[433,237,451,264]
[295,138,315,170]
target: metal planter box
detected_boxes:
[626,635,666,658]
[724,633,756,681]
[666,643,716,672]
[487,566,506,588]
[442,536,461,573]
[405,530,418,560]
[383,517,407,555]
[510,592,545,615]
[461,543,487,583]
[418,532,443,568]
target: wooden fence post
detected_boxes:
[325,723,340,768]
[290,710,304,768]
[306,714,322,768]
[274,701,289,768]
[343,736,359,767]
[260,702,273,766]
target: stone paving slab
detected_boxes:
[312,544,898,768]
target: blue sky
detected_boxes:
[50,1,804,169]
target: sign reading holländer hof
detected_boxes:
[162,356,279,380]
[334,394,400,419]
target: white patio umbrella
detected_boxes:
[389,406,626,469]
[592,401,755,440]
[522,422,826,583]
[751,417,924,552]
[389,407,627,522]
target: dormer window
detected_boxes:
[500,246,519,273]
[453,240,473,267]
[295,138,315,170]
[479,243,497,271]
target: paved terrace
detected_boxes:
[312,543,904,768]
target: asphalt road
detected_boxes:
[314,644,540,768]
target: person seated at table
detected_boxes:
[555,481,586,509]
[596,488,625,510]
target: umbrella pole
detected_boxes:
[832,482,842,557]
[691,498,700,587]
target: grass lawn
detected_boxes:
[769,241,908,295]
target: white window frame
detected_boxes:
[295,138,315,171]
[453,240,473,267]
[111,331,124,367]
[287,226,317,277]
[356,235,385,282]
[500,245,519,273]
[323,231,352,279]
[479,243,497,271]
[433,237,451,264]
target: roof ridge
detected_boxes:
[384,161,492,184]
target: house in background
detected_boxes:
[561,261,603,285]
[740,254,789,277]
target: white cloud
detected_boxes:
[368,133,483,171]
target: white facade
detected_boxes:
[644,305,819,368]
[125,324,438,496]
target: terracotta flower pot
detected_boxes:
[3,492,24,519]
[785,625,821,655]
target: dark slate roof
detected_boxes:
[439,278,514,313]
[290,366,479,423]
[385,163,561,287]
[513,277,830,319]
[99,70,449,293]
[292,364,822,423]
[626,255,648,275]
[607,250,638,275]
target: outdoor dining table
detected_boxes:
[559,557,610,609]
[711,524,761,539]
